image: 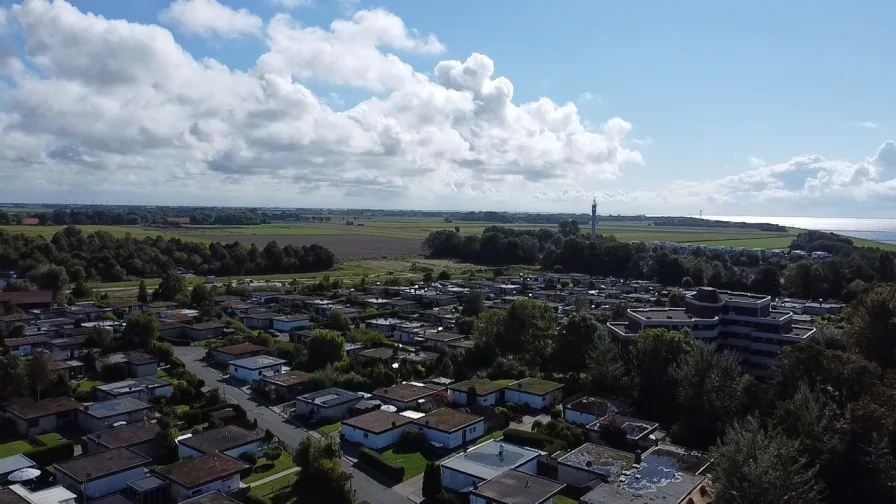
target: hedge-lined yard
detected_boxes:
[242,450,296,484]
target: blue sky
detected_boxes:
[0,0,894,216]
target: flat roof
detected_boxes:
[447,379,506,396]
[82,397,152,419]
[262,370,312,387]
[2,336,49,347]
[440,440,543,481]
[558,443,634,479]
[123,351,158,365]
[297,387,361,408]
[581,462,705,504]
[342,410,412,434]
[630,308,697,321]
[96,376,169,394]
[215,343,265,356]
[417,408,482,433]
[156,453,249,489]
[592,415,660,441]
[0,455,35,475]
[181,491,241,504]
[87,422,160,449]
[55,447,150,482]
[127,475,168,492]
[642,443,713,476]
[374,383,440,402]
[90,494,135,504]
[718,291,770,304]
[229,356,286,369]
[0,488,29,504]
[358,347,438,362]
[9,396,82,420]
[179,426,263,455]
[566,397,618,418]
[416,332,466,342]
[507,378,563,396]
[471,470,564,504]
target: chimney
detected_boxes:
[634,449,642,465]
[525,480,530,488]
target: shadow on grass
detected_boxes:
[252,462,275,474]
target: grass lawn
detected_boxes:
[474,430,505,446]
[249,473,297,498]
[35,433,67,446]
[314,421,341,436]
[553,496,578,504]
[380,448,428,481]
[73,379,105,393]
[0,439,35,458]
[495,379,517,386]
[243,450,297,484]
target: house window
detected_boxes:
[363,432,368,439]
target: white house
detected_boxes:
[295,388,362,421]
[7,397,82,437]
[228,356,286,383]
[556,443,634,487]
[372,383,442,411]
[156,453,249,503]
[340,410,413,450]
[54,447,150,500]
[563,397,617,427]
[414,408,484,449]
[94,377,173,402]
[77,397,153,434]
[213,343,266,365]
[503,378,563,410]
[177,426,263,459]
[272,315,310,332]
[470,470,564,504]
[249,292,281,304]
[4,484,78,504]
[2,336,48,357]
[447,379,505,407]
[364,317,403,335]
[85,422,161,458]
[440,441,543,492]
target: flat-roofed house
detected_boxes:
[7,397,82,436]
[564,397,618,426]
[439,440,543,492]
[414,408,484,449]
[94,377,173,402]
[85,422,162,458]
[123,352,160,378]
[177,426,263,459]
[0,313,37,332]
[373,383,443,411]
[54,447,151,500]
[556,443,634,487]
[260,370,312,401]
[504,378,563,410]
[340,410,413,450]
[295,388,362,421]
[184,322,227,341]
[470,470,565,504]
[77,398,153,433]
[213,343,266,365]
[447,379,505,407]
[228,356,286,383]
[156,453,249,503]
[2,336,49,357]
[0,291,54,311]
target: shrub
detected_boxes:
[182,409,202,426]
[239,452,258,466]
[550,406,563,420]
[502,429,568,455]
[397,428,425,452]
[493,407,511,429]
[265,446,283,461]
[359,447,405,482]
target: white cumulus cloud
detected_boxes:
[269,0,314,8]
[0,0,641,210]
[160,0,262,38]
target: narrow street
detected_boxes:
[173,346,408,504]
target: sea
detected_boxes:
[703,216,896,245]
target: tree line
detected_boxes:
[0,226,335,285]
[423,227,896,301]
[0,208,275,227]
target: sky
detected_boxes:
[1,0,895,217]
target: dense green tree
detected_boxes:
[153,272,188,302]
[28,352,54,400]
[711,417,822,504]
[503,299,558,366]
[27,264,69,302]
[749,265,781,297]
[558,219,580,238]
[421,271,433,283]
[0,355,28,398]
[122,311,160,349]
[293,437,352,504]
[586,330,626,396]
[71,280,92,299]
[631,329,694,424]
[190,283,213,309]
[553,313,600,372]
[307,330,347,371]
[845,284,896,368]
[137,280,150,303]
[422,462,442,499]
[7,323,27,339]
[680,276,695,289]
[327,310,352,333]
[461,290,485,317]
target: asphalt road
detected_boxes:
[173,346,408,504]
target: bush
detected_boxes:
[493,407,511,429]
[24,441,75,466]
[502,429,568,455]
[239,452,258,466]
[550,406,562,420]
[265,446,283,461]
[397,428,425,452]
[182,409,202,426]
[359,447,405,482]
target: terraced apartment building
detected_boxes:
[607,287,816,377]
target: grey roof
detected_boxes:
[0,455,36,476]
[96,376,169,394]
[297,387,361,408]
[229,356,286,370]
[471,470,564,504]
[440,440,543,481]
[642,443,713,476]
[81,397,152,419]
[127,475,168,492]
[581,463,705,504]
[558,443,634,479]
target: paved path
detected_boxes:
[174,346,408,504]
[247,467,300,487]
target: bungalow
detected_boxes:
[388,300,419,314]
[556,443,634,487]
[0,291,54,310]
[439,440,542,492]
[414,408,484,449]
[272,315,311,332]
[240,312,278,330]
[112,301,151,316]
[288,329,316,344]
[422,294,456,307]
[340,410,413,450]
[177,426,263,459]
[249,292,281,304]
[365,317,403,334]
[124,352,160,378]
[212,295,243,306]
[470,470,565,504]
[54,447,151,500]
[184,322,227,341]
[94,377,173,402]
[85,422,162,458]
[0,313,37,332]
[372,383,442,411]
[585,414,659,445]
[228,356,285,383]
[159,322,188,340]
[274,294,311,308]
[213,343,266,364]
[447,379,505,407]
[260,370,312,401]
[35,318,76,336]
[77,397,153,433]
[50,360,86,381]
[2,336,49,356]
[155,453,249,503]
[415,331,467,351]
[65,305,113,322]
[295,388,362,421]
[564,397,618,427]
[393,321,431,342]
[356,347,438,364]
[504,378,563,410]
[49,334,91,359]
[7,397,82,436]
[148,302,178,315]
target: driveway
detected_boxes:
[173,346,408,504]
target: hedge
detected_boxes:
[25,441,75,466]
[169,357,186,370]
[502,429,568,455]
[359,447,405,482]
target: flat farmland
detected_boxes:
[201,233,423,258]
